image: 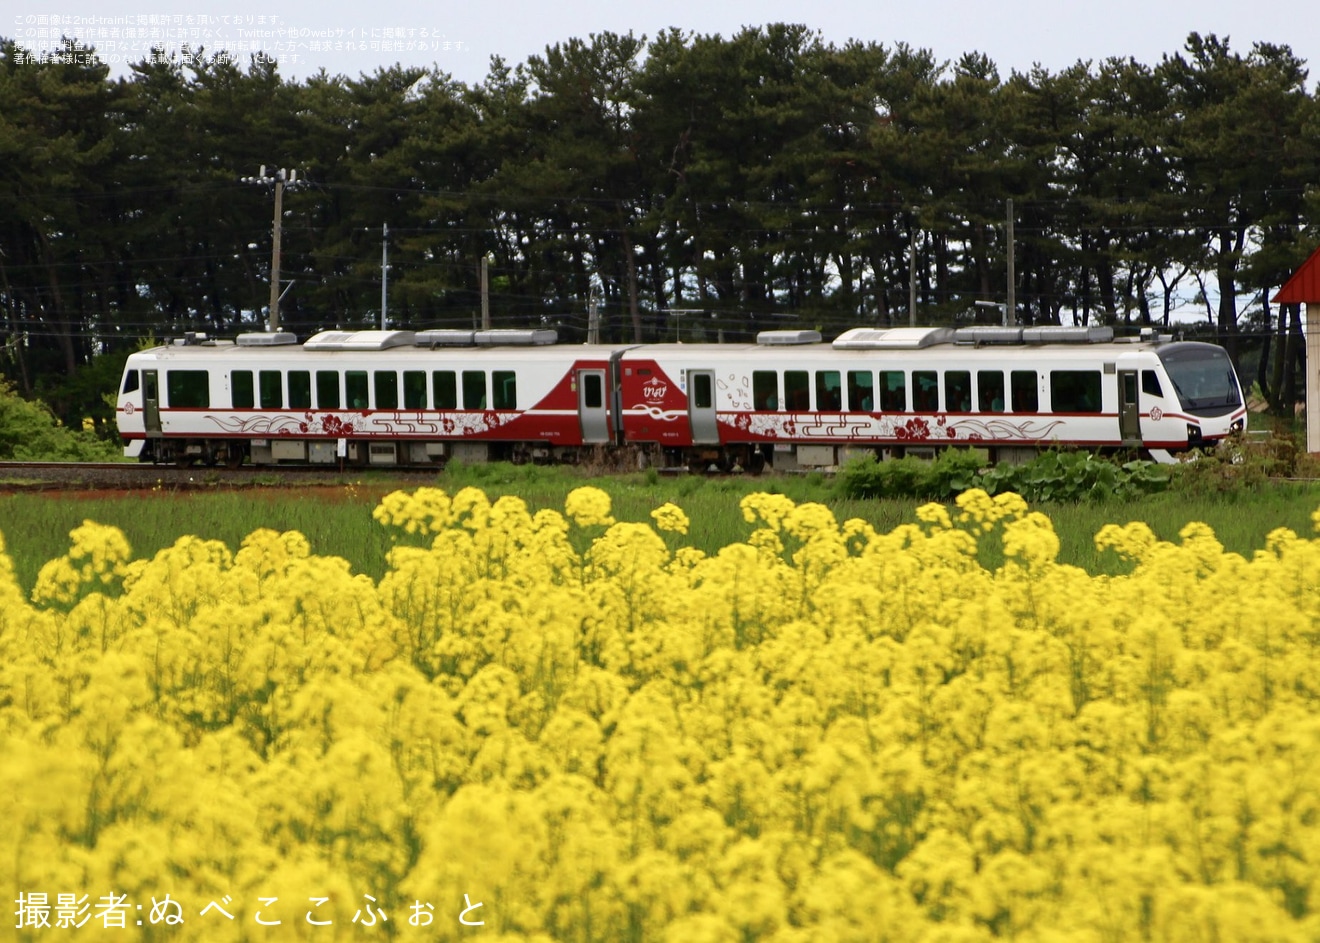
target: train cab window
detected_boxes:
[433,371,457,409]
[879,370,906,412]
[978,370,1005,412]
[288,371,312,409]
[346,371,369,409]
[1142,370,1164,398]
[913,371,939,412]
[259,370,282,409]
[122,370,140,395]
[492,371,516,410]
[232,370,255,409]
[375,371,399,410]
[316,371,341,409]
[462,371,487,409]
[403,371,427,409]
[1051,370,1102,414]
[816,371,842,411]
[847,371,874,411]
[784,371,810,410]
[1011,370,1039,413]
[753,371,779,410]
[945,371,972,412]
[167,370,210,408]
[691,373,714,409]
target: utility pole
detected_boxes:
[1006,198,1016,326]
[908,208,919,327]
[480,256,490,330]
[587,280,601,344]
[243,166,298,331]
[381,222,389,330]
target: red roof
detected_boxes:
[1274,244,1320,304]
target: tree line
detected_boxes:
[1,26,1318,423]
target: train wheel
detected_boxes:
[747,452,766,476]
[225,446,245,469]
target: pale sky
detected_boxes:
[4,0,1317,87]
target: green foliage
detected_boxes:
[0,380,121,461]
[835,448,1170,503]
[834,448,985,500]
[1166,431,1320,494]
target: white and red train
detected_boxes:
[115,325,1247,470]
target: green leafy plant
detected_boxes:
[0,380,122,461]
[836,447,1169,503]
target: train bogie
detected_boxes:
[115,325,1248,470]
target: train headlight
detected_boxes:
[1186,423,1202,442]
[1230,419,1244,434]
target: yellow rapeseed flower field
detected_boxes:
[5,487,1320,941]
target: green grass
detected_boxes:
[4,465,1320,597]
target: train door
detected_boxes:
[578,368,610,443]
[143,369,162,437]
[1118,369,1140,444]
[688,369,720,444]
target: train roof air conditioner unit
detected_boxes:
[473,329,558,346]
[1021,326,1114,344]
[304,330,417,350]
[415,330,477,347]
[756,330,822,346]
[236,332,298,346]
[832,327,954,350]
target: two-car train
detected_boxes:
[114,324,1247,471]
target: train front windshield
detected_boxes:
[1157,343,1242,414]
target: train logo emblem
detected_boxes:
[1150,407,1162,421]
[642,378,668,402]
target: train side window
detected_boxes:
[784,371,809,410]
[913,371,939,412]
[168,370,210,408]
[403,371,427,409]
[433,371,457,409]
[492,371,516,410]
[316,371,341,409]
[346,371,369,409]
[978,370,1005,412]
[816,371,842,411]
[753,371,778,410]
[288,371,312,409]
[879,370,906,411]
[1011,370,1038,413]
[462,371,486,409]
[691,373,714,409]
[945,370,971,412]
[1142,370,1164,398]
[1051,370,1102,413]
[375,371,399,410]
[259,370,283,409]
[847,371,873,411]
[232,370,254,409]
[122,370,140,395]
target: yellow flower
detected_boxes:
[650,502,690,535]
[564,486,615,528]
